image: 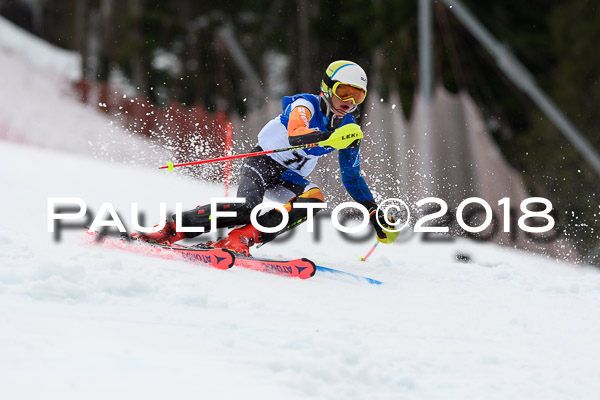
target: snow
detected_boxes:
[0,16,168,166]
[0,16,81,81]
[1,16,600,400]
[2,140,600,400]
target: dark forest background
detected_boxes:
[1,0,599,259]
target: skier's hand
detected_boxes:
[319,123,363,149]
[369,207,399,244]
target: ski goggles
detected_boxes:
[331,82,367,105]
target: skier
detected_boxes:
[133,60,397,255]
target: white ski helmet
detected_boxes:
[321,60,368,111]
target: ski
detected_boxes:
[233,254,316,280]
[85,230,235,270]
[178,242,316,279]
[315,266,382,285]
[85,231,377,283]
[85,230,315,279]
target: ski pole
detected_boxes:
[360,240,379,262]
[159,143,320,171]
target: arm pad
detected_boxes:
[289,130,331,146]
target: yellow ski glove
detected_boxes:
[369,208,400,244]
[319,123,364,149]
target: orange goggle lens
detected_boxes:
[332,83,366,105]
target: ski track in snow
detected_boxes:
[1,141,600,400]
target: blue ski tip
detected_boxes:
[316,266,382,285]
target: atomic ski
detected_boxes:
[182,242,316,279]
[85,230,315,279]
[233,255,316,279]
[85,230,235,270]
[85,231,382,283]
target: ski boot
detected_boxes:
[209,224,261,256]
[131,221,187,245]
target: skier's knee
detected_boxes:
[259,187,325,227]
[297,186,325,204]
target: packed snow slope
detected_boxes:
[1,140,600,400]
[0,16,168,165]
